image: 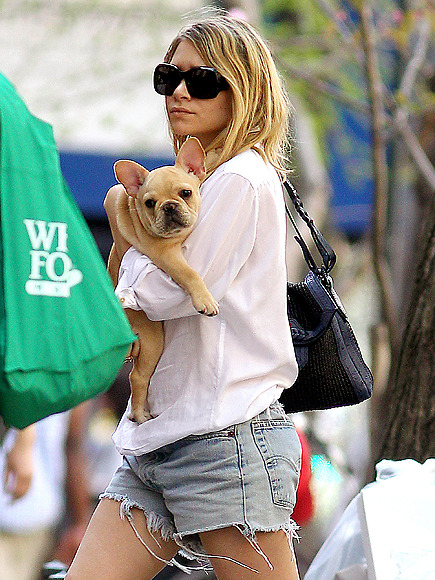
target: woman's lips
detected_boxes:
[170,107,193,116]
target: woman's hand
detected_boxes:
[124,309,142,362]
[129,337,141,359]
[125,337,141,362]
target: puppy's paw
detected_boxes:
[195,295,219,317]
[128,409,152,424]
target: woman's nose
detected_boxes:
[172,79,190,99]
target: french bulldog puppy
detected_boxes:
[106,137,218,424]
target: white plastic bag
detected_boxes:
[304,491,367,579]
[305,459,435,580]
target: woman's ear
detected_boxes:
[175,137,206,182]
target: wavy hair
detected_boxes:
[163,14,292,177]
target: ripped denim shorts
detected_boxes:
[101,401,302,573]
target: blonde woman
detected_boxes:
[67,14,301,580]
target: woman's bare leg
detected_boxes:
[66,498,178,580]
[200,526,300,580]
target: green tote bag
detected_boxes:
[0,73,135,428]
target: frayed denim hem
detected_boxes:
[177,520,300,573]
[100,492,298,575]
[100,492,209,575]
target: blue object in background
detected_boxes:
[60,150,174,220]
[324,3,400,239]
[327,106,373,239]
[60,130,374,239]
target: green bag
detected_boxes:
[0,73,135,428]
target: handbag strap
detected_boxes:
[283,180,336,275]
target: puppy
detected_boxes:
[106,137,218,423]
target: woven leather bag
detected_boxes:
[280,181,373,414]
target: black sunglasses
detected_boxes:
[153,63,229,100]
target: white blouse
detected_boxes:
[112,149,298,455]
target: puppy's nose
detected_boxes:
[163,202,177,215]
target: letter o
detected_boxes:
[45,252,72,281]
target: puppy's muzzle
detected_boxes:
[163,202,178,216]
[152,200,196,237]
[161,202,189,228]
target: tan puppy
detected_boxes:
[106,137,218,424]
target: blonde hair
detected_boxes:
[164,14,292,177]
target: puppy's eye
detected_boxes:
[179,189,192,199]
[145,199,156,209]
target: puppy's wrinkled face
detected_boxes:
[136,166,201,238]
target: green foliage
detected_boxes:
[261,0,434,147]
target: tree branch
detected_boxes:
[397,17,431,98]
[392,16,435,190]
[275,23,435,192]
[360,2,399,351]
[394,115,435,190]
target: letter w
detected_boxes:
[24,219,58,251]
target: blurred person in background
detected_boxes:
[0,403,93,580]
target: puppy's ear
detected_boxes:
[175,137,206,182]
[114,160,149,197]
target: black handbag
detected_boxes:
[280,180,373,414]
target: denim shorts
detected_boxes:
[101,402,301,571]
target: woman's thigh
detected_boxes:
[66,498,178,580]
[200,526,300,580]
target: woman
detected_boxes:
[67,14,301,580]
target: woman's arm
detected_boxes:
[116,173,259,320]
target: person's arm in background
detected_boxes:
[53,401,93,567]
[3,424,36,499]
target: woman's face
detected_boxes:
[165,39,232,150]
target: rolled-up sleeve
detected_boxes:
[115,172,258,321]
[115,249,159,310]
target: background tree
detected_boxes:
[375,192,434,463]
